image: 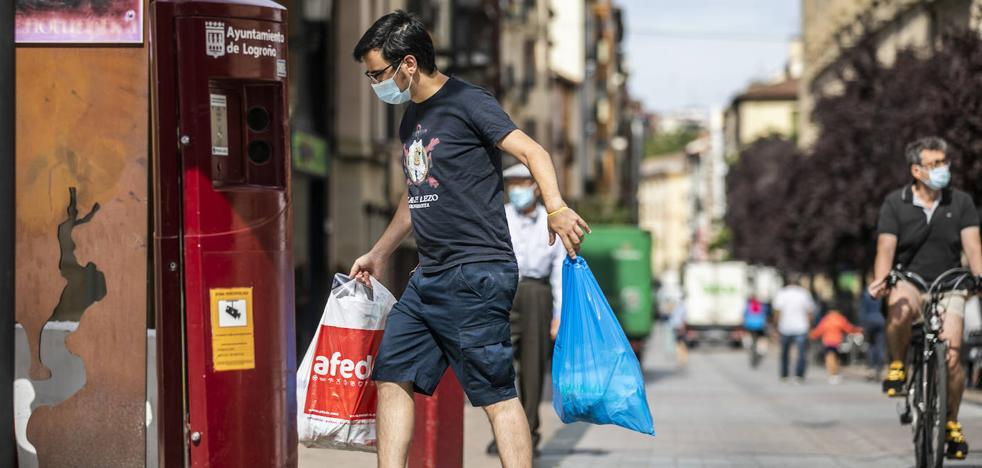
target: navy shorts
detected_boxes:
[372,260,519,407]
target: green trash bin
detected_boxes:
[578,226,654,341]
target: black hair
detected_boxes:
[905,136,948,168]
[352,10,437,74]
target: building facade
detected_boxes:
[799,0,982,147]
[638,154,692,276]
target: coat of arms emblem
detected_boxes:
[403,125,440,188]
[205,21,225,58]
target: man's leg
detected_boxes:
[501,296,524,454]
[939,292,969,459]
[939,293,967,421]
[883,282,920,395]
[794,334,808,378]
[524,285,551,447]
[484,397,533,468]
[370,273,447,468]
[886,282,920,362]
[376,381,416,468]
[869,326,885,374]
[675,333,688,367]
[511,281,549,446]
[779,334,791,378]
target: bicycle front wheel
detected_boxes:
[916,341,948,468]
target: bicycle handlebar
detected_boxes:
[885,267,981,295]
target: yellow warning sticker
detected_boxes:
[209,287,256,371]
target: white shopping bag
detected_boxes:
[297,273,396,452]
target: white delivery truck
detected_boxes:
[683,261,749,346]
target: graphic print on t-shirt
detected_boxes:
[403,124,441,188]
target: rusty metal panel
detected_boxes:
[15,43,149,466]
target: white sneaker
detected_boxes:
[829,375,842,385]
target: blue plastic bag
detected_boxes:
[552,256,655,435]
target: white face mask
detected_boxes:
[923,165,951,190]
[371,65,412,105]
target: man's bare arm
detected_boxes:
[961,226,982,277]
[869,234,897,298]
[370,189,413,258]
[498,130,591,258]
[349,189,412,282]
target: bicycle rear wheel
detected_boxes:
[915,342,948,468]
[749,335,763,368]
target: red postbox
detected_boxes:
[410,371,464,468]
[151,1,296,466]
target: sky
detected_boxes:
[617,0,801,114]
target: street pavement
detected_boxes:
[301,329,982,467]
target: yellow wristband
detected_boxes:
[547,206,569,217]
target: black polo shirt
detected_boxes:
[877,184,980,283]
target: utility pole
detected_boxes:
[1,0,16,464]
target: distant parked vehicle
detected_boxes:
[683,261,749,347]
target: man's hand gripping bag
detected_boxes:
[297,274,396,452]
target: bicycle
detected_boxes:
[747,329,766,369]
[886,267,979,468]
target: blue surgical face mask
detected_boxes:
[508,186,536,211]
[923,165,951,190]
[371,66,412,105]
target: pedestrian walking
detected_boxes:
[809,309,863,384]
[859,273,887,381]
[744,294,770,368]
[669,297,688,368]
[483,163,566,457]
[773,276,816,383]
[348,10,590,468]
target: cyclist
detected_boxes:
[868,136,982,460]
[744,294,769,367]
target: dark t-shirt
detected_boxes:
[877,185,980,283]
[399,77,518,273]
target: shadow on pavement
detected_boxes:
[535,422,608,467]
[643,366,683,384]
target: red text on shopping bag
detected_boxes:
[304,325,384,420]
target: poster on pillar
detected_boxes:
[209,287,256,371]
[14,40,149,466]
[15,0,144,43]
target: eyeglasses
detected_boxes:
[364,59,403,84]
[918,160,949,170]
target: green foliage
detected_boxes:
[645,127,701,158]
[708,225,732,259]
[574,195,632,225]
[725,28,982,277]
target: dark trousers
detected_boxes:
[864,324,886,372]
[509,278,552,444]
[780,333,808,378]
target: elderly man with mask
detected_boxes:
[486,163,566,457]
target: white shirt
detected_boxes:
[504,203,565,318]
[772,285,815,335]
[912,190,939,223]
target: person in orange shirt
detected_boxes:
[809,310,863,384]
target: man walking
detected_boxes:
[859,272,887,381]
[348,11,590,468]
[483,164,566,457]
[772,276,816,383]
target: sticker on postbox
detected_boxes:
[209,287,256,371]
[210,94,229,156]
[303,325,383,420]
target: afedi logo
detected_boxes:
[404,124,440,188]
